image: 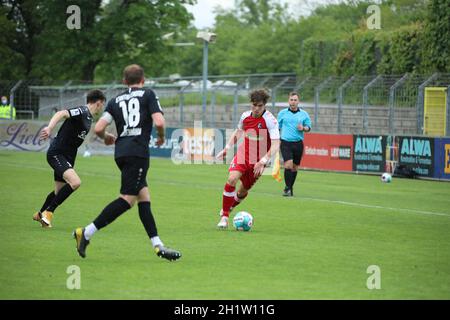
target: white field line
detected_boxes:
[262,193,450,218]
[2,161,450,218]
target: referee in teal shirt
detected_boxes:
[277,92,312,196]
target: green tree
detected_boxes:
[209,0,294,75]
[94,0,194,81]
[389,24,423,74]
[1,0,45,78]
[236,0,288,25]
[208,11,249,74]
[421,0,450,72]
[161,26,203,77]
[2,0,194,81]
[0,4,26,79]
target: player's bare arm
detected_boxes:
[253,138,280,177]
[40,110,70,140]
[216,128,244,159]
[152,112,165,146]
[94,118,116,145]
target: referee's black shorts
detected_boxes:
[280,139,304,166]
[115,156,149,196]
[47,153,76,182]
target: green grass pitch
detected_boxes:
[0,150,449,299]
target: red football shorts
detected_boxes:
[228,155,260,190]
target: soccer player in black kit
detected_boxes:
[33,90,113,228]
[73,64,181,261]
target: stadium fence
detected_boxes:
[1,72,449,136]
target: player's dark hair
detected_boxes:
[123,64,145,85]
[86,89,106,103]
[250,89,270,104]
[289,91,300,98]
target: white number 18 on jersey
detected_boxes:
[119,98,141,137]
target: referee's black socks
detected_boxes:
[291,170,298,188]
[93,198,131,230]
[284,169,298,190]
[284,169,293,190]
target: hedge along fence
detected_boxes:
[299,22,448,78]
[377,23,424,75]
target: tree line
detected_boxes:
[1,0,448,82]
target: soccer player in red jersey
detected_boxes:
[215,89,280,228]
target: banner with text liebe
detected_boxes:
[1,120,448,180]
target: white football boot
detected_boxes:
[217,214,229,229]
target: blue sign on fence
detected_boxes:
[149,127,182,158]
[433,138,450,180]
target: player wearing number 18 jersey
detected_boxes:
[73,64,181,261]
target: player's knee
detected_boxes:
[284,162,293,170]
[70,179,81,190]
[121,195,136,207]
[124,197,136,208]
[237,190,248,198]
[227,176,239,186]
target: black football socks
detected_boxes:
[284,169,298,190]
[138,201,158,239]
[40,191,56,213]
[46,184,75,212]
[93,198,131,230]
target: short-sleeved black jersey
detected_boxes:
[47,106,93,157]
[104,87,163,159]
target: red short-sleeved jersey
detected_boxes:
[235,110,279,165]
[228,110,279,189]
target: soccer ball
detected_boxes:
[381,172,392,183]
[233,211,253,231]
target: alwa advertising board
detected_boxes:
[352,135,386,173]
[398,136,434,177]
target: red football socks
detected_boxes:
[222,183,236,217]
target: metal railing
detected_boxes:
[1,73,449,136]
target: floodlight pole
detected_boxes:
[201,40,209,123]
[196,31,216,124]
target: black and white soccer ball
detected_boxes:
[381,172,392,183]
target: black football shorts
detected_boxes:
[47,153,76,182]
[280,140,304,166]
[115,156,149,196]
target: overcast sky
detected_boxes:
[184,0,347,29]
